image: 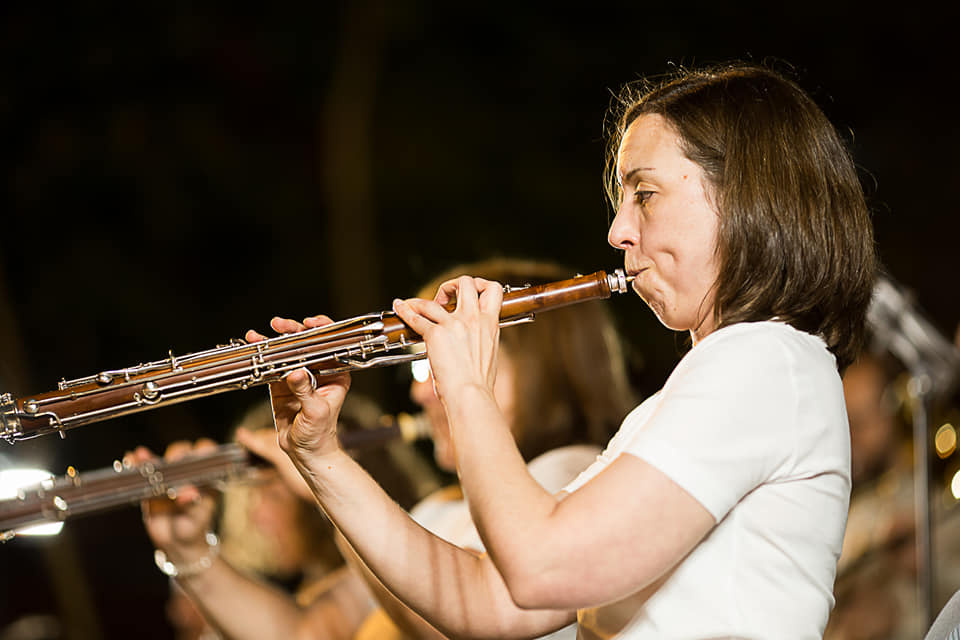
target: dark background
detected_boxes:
[1,1,957,637]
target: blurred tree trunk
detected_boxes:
[319,0,387,400]
[0,263,28,396]
[319,0,386,315]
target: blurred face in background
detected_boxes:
[219,470,314,580]
[843,357,897,483]
[410,347,516,472]
[247,473,311,573]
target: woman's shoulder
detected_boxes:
[689,320,835,370]
[665,320,840,403]
[701,319,821,346]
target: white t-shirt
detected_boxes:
[410,444,601,640]
[564,321,851,639]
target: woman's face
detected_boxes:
[410,348,516,472]
[608,113,721,343]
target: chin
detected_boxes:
[644,300,672,328]
[650,309,694,334]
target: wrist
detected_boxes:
[154,532,220,579]
[443,383,498,423]
[280,422,343,466]
[295,448,353,496]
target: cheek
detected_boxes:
[647,227,719,311]
[675,210,720,280]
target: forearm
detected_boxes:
[337,534,448,640]
[297,567,376,640]
[448,387,716,609]
[297,449,571,639]
[445,385,568,607]
[176,556,310,640]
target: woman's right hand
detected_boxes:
[132,440,219,565]
[245,316,351,468]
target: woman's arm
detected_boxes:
[452,397,715,609]
[297,567,376,640]
[239,419,448,638]
[335,532,450,639]
[136,444,370,640]
[393,278,716,609]
[250,316,574,639]
[173,550,368,640]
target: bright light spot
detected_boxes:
[951,470,960,501]
[937,424,958,459]
[411,359,431,383]
[0,469,53,499]
[0,469,65,537]
[16,522,65,536]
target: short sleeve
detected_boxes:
[623,325,800,521]
[526,445,601,494]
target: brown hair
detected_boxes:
[604,63,876,371]
[418,258,636,460]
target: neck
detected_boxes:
[690,315,717,346]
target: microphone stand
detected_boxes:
[867,274,960,628]
[910,371,935,627]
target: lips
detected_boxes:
[624,265,651,298]
[625,267,647,295]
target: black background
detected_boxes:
[1,1,958,637]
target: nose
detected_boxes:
[607,203,637,250]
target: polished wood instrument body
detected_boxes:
[0,269,629,443]
[0,444,255,541]
[0,413,427,541]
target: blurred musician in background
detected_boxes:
[828,342,960,639]
[826,352,919,639]
[137,395,396,640]
[158,401,355,640]
[134,258,636,640]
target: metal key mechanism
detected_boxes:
[0,269,631,443]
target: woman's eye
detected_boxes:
[634,190,653,204]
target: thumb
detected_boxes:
[236,428,282,464]
[285,368,316,399]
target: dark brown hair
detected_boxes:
[605,63,876,371]
[419,258,636,461]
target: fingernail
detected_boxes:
[393,298,404,310]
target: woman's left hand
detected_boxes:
[392,276,503,406]
[245,316,351,467]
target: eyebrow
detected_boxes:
[618,167,655,186]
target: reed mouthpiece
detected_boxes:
[607,269,632,294]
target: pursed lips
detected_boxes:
[625,266,649,295]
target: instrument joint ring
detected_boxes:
[304,369,318,390]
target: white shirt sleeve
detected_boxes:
[620,324,802,521]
